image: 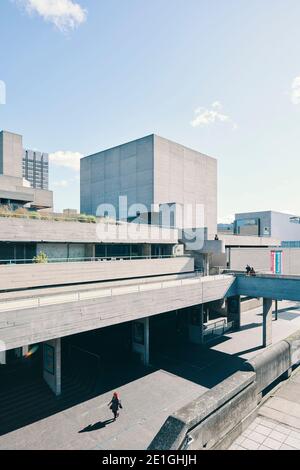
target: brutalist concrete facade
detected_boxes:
[80,134,217,239]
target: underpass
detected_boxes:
[1,300,300,450]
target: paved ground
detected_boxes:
[0,370,203,450]
[0,300,300,450]
[230,367,300,450]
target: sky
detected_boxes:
[0,0,300,220]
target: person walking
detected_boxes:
[108,392,123,421]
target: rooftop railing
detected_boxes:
[0,254,186,266]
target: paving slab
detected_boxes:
[230,367,300,450]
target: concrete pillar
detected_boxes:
[203,254,210,276]
[43,338,61,396]
[132,318,150,366]
[142,244,151,259]
[275,300,278,321]
[0,351,6,365]
[263,298,273,348]
[188,306,204,345]
[227,296,241,330]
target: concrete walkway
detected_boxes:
[230,367,300,450]
[0,300,300,450]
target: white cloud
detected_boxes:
[14,0,87,32]
[291,76,300,105]
[49,150,83,171]
[53,179,69,187]
[191,101,237,130]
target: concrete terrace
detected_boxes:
[230,366,300,450]
[1,301,300,450]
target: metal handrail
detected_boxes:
[0,254,188,265]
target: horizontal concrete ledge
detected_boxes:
[0,257,194,291]
[0,217,178,244]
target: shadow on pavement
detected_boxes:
[79,419,115,433]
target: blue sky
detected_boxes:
[0,0,300,220]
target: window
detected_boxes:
[290,217,300,224]
[234,218,260,236]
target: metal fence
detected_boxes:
[0,254,187,266]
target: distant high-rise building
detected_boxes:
[23,150,49,190]
[0,130,53,210]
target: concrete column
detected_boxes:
[227,296,241,330]
[188,306,204,345]
[132,318,150,366]
[0,351,6,365]
[263,298,273,348]
[203,254,210,276]
[43,338,61,396]
[142,244,151,259]
[275,300,278,321]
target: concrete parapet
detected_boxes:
[148,371,256,450]
[283,330,300,367]
[149,329,300,450]
[243,341,290,395]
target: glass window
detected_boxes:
[234,218,260,236]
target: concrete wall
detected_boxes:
[81,135,218,239]
[235,211,300,241]
[244,342,291,395]
[81,135,154,216]
[154,136,217,238]
[149,371,257,450]
[219,234,281,247]
[0,257,194,291]
[0,131,23,178]
[0,275,235,350]
[230,247,300,275]
[0,175,53,209]
[0,217,178,245]
[149,329,300,450]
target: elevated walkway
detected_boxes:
[234,273,300,302]
[0,274,234,350]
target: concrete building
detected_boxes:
[81,134,217,240]
[0,131,53,210]
[2,133,300,451]
[234,210,300,242]
[23,149,49,190]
